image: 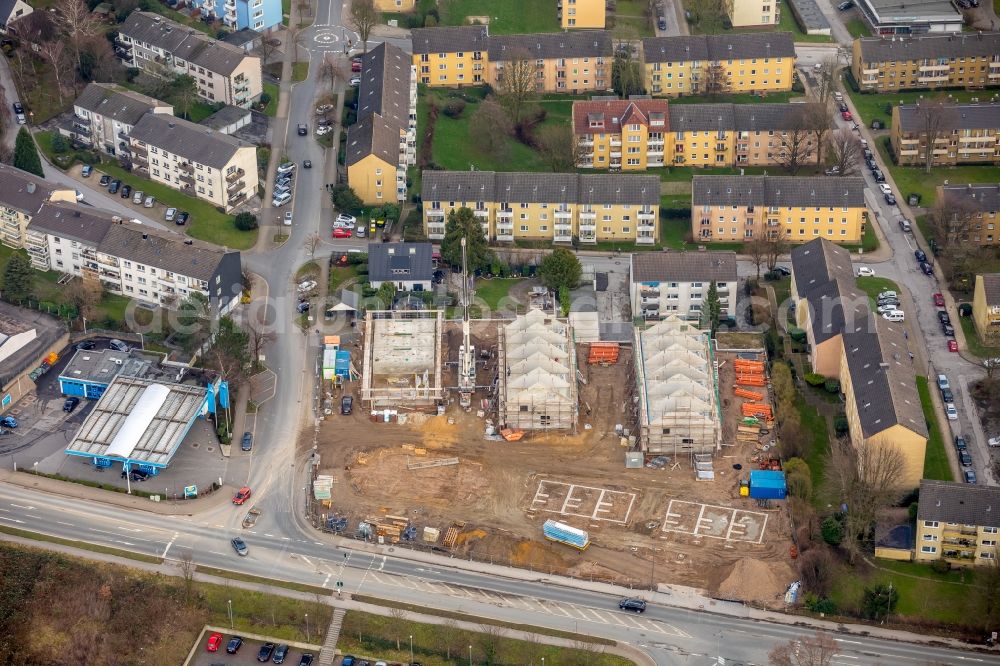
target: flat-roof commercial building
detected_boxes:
[64,376,209,474]
[0,302,68,415]
[58,349,151,399]
[855,0,962,36]
[891,103,1000,167]
[852,33,1000,93]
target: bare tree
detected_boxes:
[63,277,102,321]
[826,438,906,564]
[803,102,831,164]
[797,547,834,597]
[54,0,101,73]
[747,237,768,280]
[178,551,196,605]
[350,0,378,54]
[494,47,536,126]
[477,623,506,665]
[765,234,787,270]
[813,57,838,107]
[927,192,977,252]
[703,62,729,98]
[468,96,512,160]
[304,232,321,260]
[439,619,462,661]
[38,40,69,105]
[914,98,955,174]
[258,36,278,66]
[536,124,579,172]
[769,630,838,666]
[611,28,643,97]
[828,128,862,176]
[779,118,814,175]
[317,53,338,90]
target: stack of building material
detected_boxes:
[542,519,590,550]
[742,403,773,419]
[736,424,763,444]
[588,342,620,365]
[313,475,334,502]
[370,514,410,543]
[734,388,763,401]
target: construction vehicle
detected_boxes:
[458,237,475,408]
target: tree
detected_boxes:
[376,281,395,308]
[13,128,43,177]
[247,319,273,370]
[494,48,535,126]
[779,116,814,176]
[914,98,955,174]
[1,249,34,302]
[820,515,843,546]
[178,551,195,605]
[828,128,862,177]
[861,582,898,621]
[468,96,512,160]
[538,248,582,290]
[705,280,721,334]
[212,315,251,385]
[38,39,69,105]
[976,554,1000,632]
[304,233,321,260]
[258,37,278,66]
[768,630,837,666]
[477,623,506,665]
[234,212,258,231]
[536,124,579,172]
[317,53,338,91]
[63,277,102,321]
[783,457,812,501]
[330,184,363,215]
[747,236,768,280]
[765,234,787,270]
[812,57,838,107]
[611,33,643,98]
[703,62,729,98]
[350,0,378,54]
[54,0,101,73]
[440,207,494,273]
[173,292,212,354]
[171,74,199,120]
[803,102,831,164]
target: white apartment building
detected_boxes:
[630,251,739,322]
[0,164,77,250]
[62,83,174,157]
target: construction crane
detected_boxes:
[458,237,475,408]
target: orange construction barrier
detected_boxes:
[588,342,620,365]
[734,388,764,401]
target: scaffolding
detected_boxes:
[497,309,579,432]
[634,315,721,457]
[360,310,445,408]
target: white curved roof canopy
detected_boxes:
[106,383,171,458]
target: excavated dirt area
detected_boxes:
[316,341,794,601]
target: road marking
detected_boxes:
[10,504,35,510]
[0,516,25,524]
[264,533,275,538]
[116,526,143,533]
[209,550,226,556]
[322,573,331,588]
[161,535,176,558]
[299,554,314,567]
[56,521,74,527]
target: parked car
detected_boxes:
[233,486,252,505]
[933,292,945,306]
[863,148,874,160]
[876,297,899,306]
[946,403,958,420]
[841,110,852,121]
[837,0,853,9]
[206,632,224,652]
[341,396,353,415]
[824,166,841,176]
[915,249,928,263]
[63,397,80,413]
[955,436,968,451]
[316,125,333,136]
[108,339,129,352]
[884,192,896,205]
[108,180,121,194]
[898,218,911,232]
[75,340,97,350]
[948,339,959,352]
[0,416,16,429]
[283,211,293,226]
[941,388,954,403]
[350,76,361,86]
[298,655,314,666]
[872,169,885,182]
[857,266,874,277]
[619,598,647,613]
[355,225,366,238]
[943,323,955,337]
[13,101,26,124]
[303,160,312,168]
[297,280,317,293]
[257,642,275,662]
[241,431,252,451]
[876,303,899,314]
[838,102,849,113]
[133,190,144,205]
[882,310,904,322]
[965,470,977,484]
[834,91,843,101]
[297,300,310,314]
[272,644,290,663]
[920,261,934,275]
[277,161,296,174]
[165,207,177,222]
[351,61,362,72]
[937,374,950,390]
[99,174,111,187]
[878,290,897,300]
[272,191,292,207]
[333,227,352,238]
[176,211,189,225]
[227,636,244,653]
[938,310,951,325]
[143,195,155,208]
[960,450,973,467]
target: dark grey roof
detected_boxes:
[357,42,411,131]
[733,102,826,132]
[0,164,62,216]
[791,237,855,299]
[802,278,870,346]
[221,28,259,47]
[421,171,659,206]
[897,103,1000,133]
[98,222,231,282]
[120,12,253,76]
[28,202,116,245]
[346,113,402,167]
[74,83,169,126]
[980,273,1000,306]
[411,26,489,55]
[198,104,251,131]
[129,113,250,169]
[918,479,1000,527]
[59,349,149,385]
[489,30,612,60]
[368,242,433,283]
[642,32,795,63]
[941,184,1000,214]
[669,104,734,132]
[631,251,737,284]
[668,102,824,132]
[692,175,866,209]
[842,310,926,439]
[857,33,1000,63]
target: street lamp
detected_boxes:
[409,635,413,662]
[305,613,310,641]
[469,645,473,666]
[227,599,233,629]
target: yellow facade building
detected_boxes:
[560,0,605,29]
[691,175,867,244]
[412,26,490,87]
[916,480,1000,566]
[729,0,780,27]
[891,103,1000,167]
[936,184,1000,248]
[972,273,1000,345]
[374,0,415,11]
[642,33,795,97]
[573,98,670,170]
[421,171,659,245]
[852,33,1000,93]
[0,164,77,250]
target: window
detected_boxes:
[985,527,999,534]
[920,546,937,554]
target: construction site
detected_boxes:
[316,314,794,606]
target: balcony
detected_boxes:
[427,225,445,239]
[918,74,950,83]
[862,67,879,75]
[225,168,245,182]
[228,191,247,206]
[473,209,489,220]
[918,63,949,72]
[638,209,655,221]
[226,179,244,192]
[578,233,596,244]
[497,209,513,221]
[555,209,572,220]
[610,138,622,147]
[579,210,596,220]
[426,209,445,220]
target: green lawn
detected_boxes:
[916,375,954,482]
[441,0,560,33]
[474,278,523,310]
[282,0,290,25]
[959,316,1000,358]
[845,17,869,38]
[855,276,899,302]
[263,82,280,117]
[796,393,832,506]
[292,62,309,83]
[874,136,1000,208]
[97,162,257,250]
[613,0,654,37]
[842,73,999,129]
[683,0,831,42]
[670,91,796,105]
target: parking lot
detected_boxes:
[189,631,320,666]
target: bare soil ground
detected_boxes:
[316,342,793,602]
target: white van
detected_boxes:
[882,310,905,322]
[272,191,292,207]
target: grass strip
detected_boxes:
[352,593,616,646]
[196,565,334,595]
[0,524,163,564]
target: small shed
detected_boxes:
[748,470,787,500]
[92,3,114,21]
[199,105,252,135]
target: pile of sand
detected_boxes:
[709,557,795,606]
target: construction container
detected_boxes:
[749,470,787,500]
[542,519,590,550]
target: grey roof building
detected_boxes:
[198,105,252,134]
[642,32,795,63]
[357,41,414,131]
[630,251,737,284]
[917,479,1000,526]
[129,113,251,170]
[896,103,1000,132]
[856,0,961,35]
[411,26,490,55]
[692,175,866,209]
[27,202,117,247]
[941,184,1000,213]
[74,83,169,127]
[98,223,237,284]
[790,237,855,299]
[119,12,250,75]
[667,102,823,133]
[856,32,1000,63]
[489,30,612,60]
[0,164,76,249]
[422,172,659,206]
[345,113,404,167]
[367,242,434,288]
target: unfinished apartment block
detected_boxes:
[497,309,579,431]
[360,310,445,408]
[634,315,721,456]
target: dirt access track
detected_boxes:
[315,344,794,604]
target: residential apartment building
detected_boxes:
[790,238,927,489]
[185,0,282,31]
[560,0,605,29]
[411,26,611,92]
[937,184,1000,247]
[25,202,242,313]
[573,98,670,170]
[128,113,258,212]
[891,103,1000,167]
[852,33,1000,93]
[972,273,1000,344]
[0,164,77,250]
[346,43,417,205]
[117,12,263,108]
[421,171,660,245]
[729,0,780,27]
[0,0,32,34]
[62,83,174,157]
[691,175,867,244]
[642,33,796,97]
[629,251,738,322]
[916,480,1000,566]
[374,0,415,10]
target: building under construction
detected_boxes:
[497,309,579,432]
[360,310,445,409]
[634,315,721,457]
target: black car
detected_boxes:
[13,101,23,114]
[619,597,647,612]
[231,537,248,556]
[943,323,955,336]
[938,310,951,325]
[884,193,896,205]
[964,470,977,484]
[433,269,445,284]
[960,450,973,467]
[227,636,244,654]
[258,642,275,662]
[341,395,353,415]
[120,184,132,198]
[272,644,289,664]
[866,158,878,171]
[297,301,310,313]
[297,124,308,135]
[176,211,189,225]
[241,431,253,451]
[837,0,853,8]
[920,261,934,275]
[298,655,314,666]
[863,148,874,160]
[303,160,312,168]
[774,265,792,276]
[915,249,927,263]
[955,436,968,451]
[108,180,121,194]
[99,174,110,187]
[75,340,97,350]
[63,397,80,413]
[872,169,885,182]
[838,102,849,112]
[941,388,954,403]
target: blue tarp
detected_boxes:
[749,470,787,500]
